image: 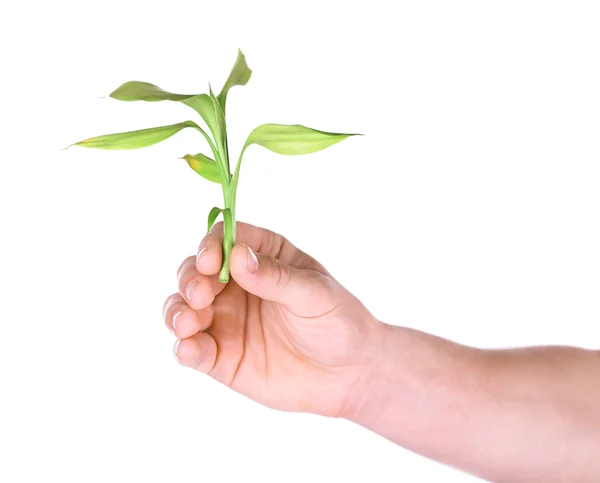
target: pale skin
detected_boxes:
[163,221,600,483]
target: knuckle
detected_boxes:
[306,271,335,300]
[162,297,172,319]
[163,293,183,319]
[270,258,292,289]
[259,228,285,258]
[177,256,196,280]
[176,260,187,279]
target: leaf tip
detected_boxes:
[108,87,125,100]
[237,48,249,61]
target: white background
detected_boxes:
[1,1,599,482]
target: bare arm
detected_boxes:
[343,323,600,483]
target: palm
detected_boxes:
[206,278,373,416]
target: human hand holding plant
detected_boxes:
[163,221,383,416]
[70,48,371,418]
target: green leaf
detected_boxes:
[208,87,228,161]
[182,94,222,144]
[109,81,222,153]
[71,121,201,150]
[182,153,220,184]
[206,207,223,232]
[109,81,193,102]
[226,123,359,229]
[242,124,359,155]
[217,49,252,112]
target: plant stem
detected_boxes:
[218,202,234,283]
[218,147,245,283]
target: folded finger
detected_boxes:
[196,221,322,274]
[178,256,223,310]
[174,331,217,374]
[163,293,215,338]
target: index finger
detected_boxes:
[195,221,323,276]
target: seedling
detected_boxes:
[70,50,358,282]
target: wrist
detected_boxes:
[340,323,488,458]
[338,322,408,423]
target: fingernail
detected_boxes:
[173,340,180,362]
[197,244,208,260]
[185,281,198,302]
[172,310,183,332]
[245,244,259,273]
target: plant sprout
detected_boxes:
[70,50,359,282]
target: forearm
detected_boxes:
[343,323,600,483]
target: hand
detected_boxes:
[162,221,382,417]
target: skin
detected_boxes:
[163,221,600,483]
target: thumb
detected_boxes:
[229,243,335,316]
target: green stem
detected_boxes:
[218,147,246,283]
[194,124,229,198]
[218,207,233,283]
[228,147,246,240]
[213,150,229,199]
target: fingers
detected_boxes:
[177,256,225,310]
[162,293,215,339]
[196,221,324,274]
[173,331,217,374]
[195,231,224,276]
[229,243,340,317]
[166,248,222,376]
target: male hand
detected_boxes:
[163,221,382,417]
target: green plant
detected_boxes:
[70,50,359,282]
